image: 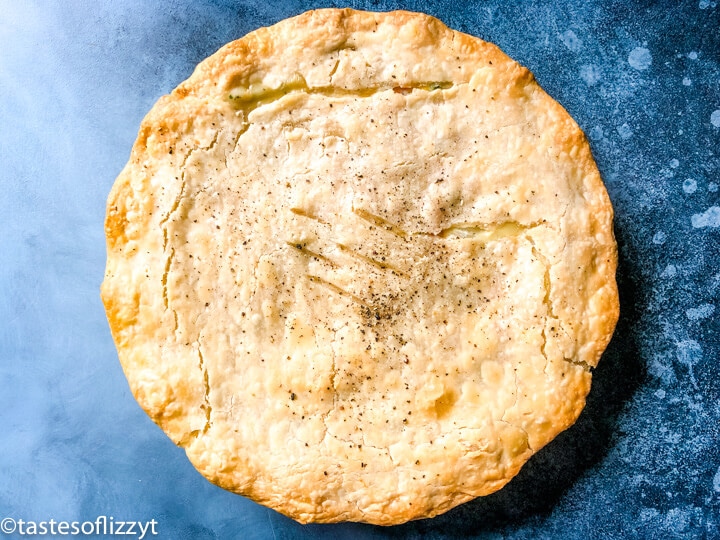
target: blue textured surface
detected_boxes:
[1,1,718,538]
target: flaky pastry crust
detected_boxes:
[101,8,619,525]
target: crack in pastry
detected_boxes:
[227,77,457,111]
[101,8,619,525]
[197,338,212,436]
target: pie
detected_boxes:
[101,8,619,525]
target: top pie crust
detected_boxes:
[101,8,619,525]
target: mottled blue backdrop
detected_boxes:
[1,1,718,538]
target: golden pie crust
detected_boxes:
[101,8,619,525]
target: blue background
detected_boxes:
[1,1,719,538]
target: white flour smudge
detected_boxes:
[709,182,718,192]
[617,123,634,139]
[580,64,601,86]
[688,51,698,60]
[683,77,692,86]
[714,466,720,493]
[653,231,667,245]
[683,179,697,194]
[676,340,702,388]
[711,110,720,127]
[560,29,582,52]
[629,47,652,70]
[686,304,715,320]
[691,206,720,228]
